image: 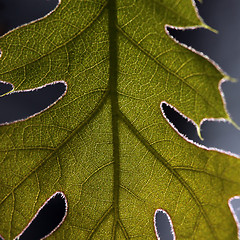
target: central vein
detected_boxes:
[108,0,120,236]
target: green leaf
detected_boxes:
[0,0,240,239]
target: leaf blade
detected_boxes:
[0,0,239,239]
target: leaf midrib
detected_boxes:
[0,0,218,122]
[108,0,121,238]
[0,90,109,206]
[2,1,220,239]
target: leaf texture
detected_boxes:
[0,0,240,239]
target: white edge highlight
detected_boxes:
[164,0,240,135]
[161,0,240,158]
[191,0,219,33]
[228,196,240,239]
[0,0,61,58]
[0,80,14,97]
[164,24,235,126]
[14,191,68,240]
[161,1,240,238]
[0,80,67,126]
[164,25,235,136]
[160,101,240,160]
[154,209,176,240]
[0,0,61,38]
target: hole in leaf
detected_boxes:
[0,234,5,240]
[0,81,67,125]
[161,102,201,143]
[0,0,59,36]
[0,81,13,96]
[16,192,67,240]
[154,209,175,240]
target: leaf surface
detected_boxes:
[0,0,240,239]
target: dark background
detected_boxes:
[0,0,240,239]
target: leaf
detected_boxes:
[0,0,240,239]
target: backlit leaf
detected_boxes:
[0,0,240,239]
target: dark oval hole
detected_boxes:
[0,81,67,125]
[155,209,175,240]
[18,192,67,240]
[161,102,201,142]
[0,81,13,96]
[0,0,59,36]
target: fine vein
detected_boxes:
[116,25,222,117]
[118,110,218,239]
[0,90,109,206]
